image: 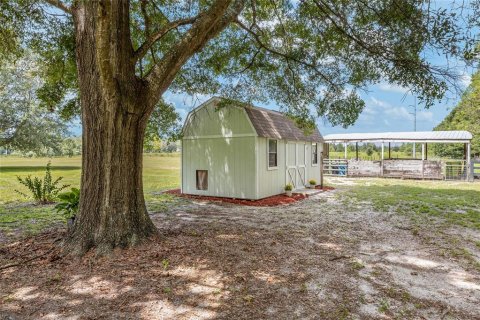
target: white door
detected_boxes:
[286,141,297,188]
[297,142,306,188]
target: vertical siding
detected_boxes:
[182,101,257,199]
[256,138,287,199]
[184,103,254,137]
[305,142,321,185]
[182,137,256,199]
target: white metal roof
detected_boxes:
[323,131,472,143]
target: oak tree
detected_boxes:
[2,0,477,253]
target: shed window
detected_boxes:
[268,139,278,168]
[196,170,208,190]
[312,143,318,165]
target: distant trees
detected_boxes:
[0,57,69,156]
[434,70,480,159]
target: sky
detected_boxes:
[69,0,477,137]
[159,67,473,137]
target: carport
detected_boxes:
[323,131,473,181]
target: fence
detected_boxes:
[323,159,348,176]
[323,158,476,181]
[473,160,480,179]
[444,160,467,181]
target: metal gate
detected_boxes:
[323,159,348,176]
[444,160,467,180]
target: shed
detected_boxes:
[181,97,324,199]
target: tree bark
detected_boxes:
[69,1,156,254]
[66,0,244,254]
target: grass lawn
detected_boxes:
[333,177,480,230]
[1,154,479,237]
[1,157,480,319]
[0,154,180,236]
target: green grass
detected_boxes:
[0,154,181,236]
[0,155,180,204]
[336,178,480,230]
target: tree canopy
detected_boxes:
[2,0,478,128]
[0,56,68,155]
[434,69,480,159]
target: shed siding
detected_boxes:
[182,137,256,199]
[306,142,322,186]
[256,139,322,198]
[183,102,255,138]
[256,138,287,199]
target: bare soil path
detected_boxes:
[1,188,479,319]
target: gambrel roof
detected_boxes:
[244,106,323,142]
[183,97,323,142]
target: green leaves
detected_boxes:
[2,0,477,130]
[55,187,80,218]
[15,161,70,204]
[434,69,480,158]
[144,99,182,150]
[0,56,69,155]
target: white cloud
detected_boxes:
[417,111,434,122]
[460,73,472,88]
[377,83,410,94]
[384,106,413,120]
[370,97,391,109]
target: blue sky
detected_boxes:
[70,0,476,137]
[161,69,473,137]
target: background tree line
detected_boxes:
[0,56,181,157]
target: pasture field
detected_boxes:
[0,154,180,236]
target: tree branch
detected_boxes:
[235,19,339,90]
[43,0,72,14]
[144,0,246,109]
[134,16,199,63]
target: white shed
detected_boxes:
[181,97,324,199]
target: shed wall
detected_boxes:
[182,137,257,199]
[183,102,255,137]
[182,102,257,199]
[256,138,322,199]
[256,138,287,199]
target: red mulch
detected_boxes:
[164,186,334,207]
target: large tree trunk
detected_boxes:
[66,0,244,254]
[68,1,156,254]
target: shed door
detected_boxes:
[286,141,297,188]
[296,142,306,187]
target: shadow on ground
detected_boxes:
[1,191,479,319]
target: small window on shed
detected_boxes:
[312,143,318,165]
[196,170,208,190]
[268,139,278,168]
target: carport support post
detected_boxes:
[355,142,358,160]
[467,142,472,182]
[381,142,384,177]
[344,143,347,159]
[421,143,425,161]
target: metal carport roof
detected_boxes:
[323,131,472,144]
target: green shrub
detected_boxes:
[285,184,293,191]
[15,161,69,204]
[309,179,317,185]
[55,188,80,218]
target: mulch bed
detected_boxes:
[164,186,334,207]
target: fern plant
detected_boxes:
[55,188,80,219]
[15,161,70,204]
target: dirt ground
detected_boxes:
[1,188,479,319]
